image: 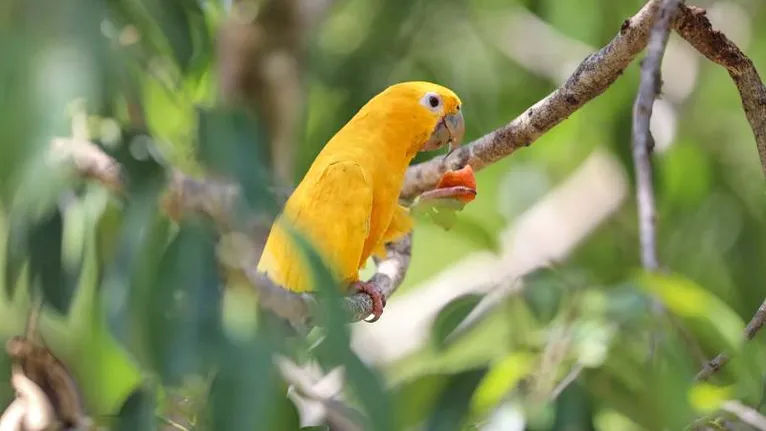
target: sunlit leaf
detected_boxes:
[636,272,743,354]
[471,352,536,416]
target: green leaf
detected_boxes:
[522,267,565,324]
[411,196,467,231]
[291,229,393,431]
[135,0,195,73]
[4,204,81,314]
[114,385,158,431]
[636,272,744,354]
[426,368,487,431]
[552,382,596,431]
[208,335,281,431]
[145,218,222,385]
[392,374,451,429]
[446,215,501,253]
[431,293,483,351]
[196,107,275,213]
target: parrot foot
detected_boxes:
[352,281,386,323]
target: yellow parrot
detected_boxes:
[257,81,465,322]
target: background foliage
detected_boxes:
[1,0,766,429]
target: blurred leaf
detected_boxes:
[431,293,483,351]
[196,107,276,216]
[689,383,733,415]
[426,367,487,431]
[291,229,393,431]
[4,205,80,314]
[637,272,743,354]
[145,218,221,385]
[447,215,501,253]
[393,374,451,429]
[135,0,205,74]
[522,267,565,324]
[114,385,158,431]
[471,352,536,416]
[411,196,466,231]
[99,131,168,343]
[552,381,596,431]
[208,335,291,431]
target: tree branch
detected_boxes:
[632,0,681,271]
[48,137,411,326]
[400,0,663,200]
[672,5,766,176]
[664,4,766,380]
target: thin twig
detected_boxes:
[721,400,766,431]
[632,0,681,271]
[550,362,585,401]
[697,299,766,381]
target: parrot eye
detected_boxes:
[420,92,442,112]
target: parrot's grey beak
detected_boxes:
[422,110,465,153]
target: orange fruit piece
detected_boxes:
[435,164,477,203]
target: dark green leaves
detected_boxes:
[4,204,81,314]
[196,107,276,215]
[425,368,487,431]
[114,385,158,431]
[145,219,222,385]
[291,231,394,431]
[431,293,483,351]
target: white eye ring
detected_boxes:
[420,92,442,112]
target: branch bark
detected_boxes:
[400,0,663,200]
[632,0,682,271]
[49,137,411,326]
[673,5,766,176]
[665,4,766,380]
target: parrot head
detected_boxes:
[373,81,465,155]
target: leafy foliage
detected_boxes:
[1,0,766,430]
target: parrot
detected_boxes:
[256,81,465,322]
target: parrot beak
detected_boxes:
[422,110,465,153]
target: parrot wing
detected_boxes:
[289,160,374,286]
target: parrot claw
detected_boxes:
[352,281,386,323]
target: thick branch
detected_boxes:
[401,0,663,199]
[666,4,766,380]
[632,0,682,270]
[673,5,766,176]
[49,138,411,326]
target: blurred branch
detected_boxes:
[672,5,766,176]
[401,0,664,199]
[697,299,766,381]
[721,400,766,430]
[48,137,411,326]
[632,0,681,271]
[276,357,363,431]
